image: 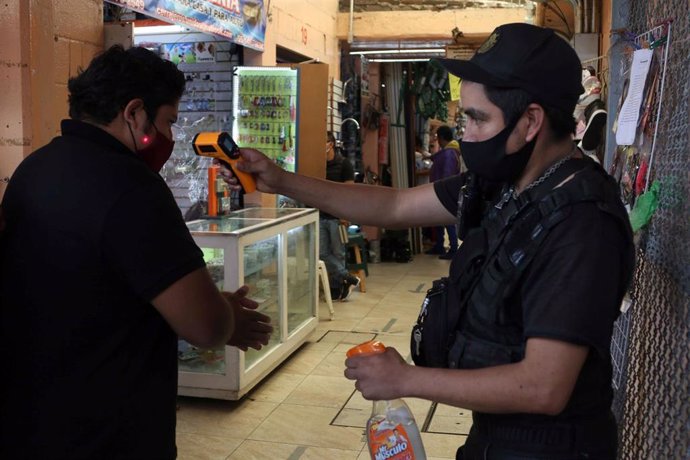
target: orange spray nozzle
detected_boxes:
[346,340,386,358]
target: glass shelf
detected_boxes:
[187,217,269,234]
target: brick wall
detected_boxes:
[0,0,103,198]
[50,0,104,138]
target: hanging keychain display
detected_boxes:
[609,21,672,216]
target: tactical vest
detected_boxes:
[446,160,632,369]
[411,158,633,371]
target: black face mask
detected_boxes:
[460,118,537,183]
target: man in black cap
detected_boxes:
[222,23,634,459]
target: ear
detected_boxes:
[523,103,545,142]
[123,99,147,128]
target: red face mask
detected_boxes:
[138,124,175,172]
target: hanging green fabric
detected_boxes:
[630,180,660,232]
[412,61,450,120]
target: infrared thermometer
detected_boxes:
[192,132,257,193]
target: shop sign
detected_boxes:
[106,0,266,51]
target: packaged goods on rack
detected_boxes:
[137,34,238,217]
[233,67,299,172]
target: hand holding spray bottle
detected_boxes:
[347,340,426,460]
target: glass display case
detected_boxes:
[178,208,319,400]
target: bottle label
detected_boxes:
[368,421,415,460]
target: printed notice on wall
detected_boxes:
[615,48,654,146]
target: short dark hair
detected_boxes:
[68,45,185,124]
[326,131,336,144]
[436,125,454,142]
[483,85,576,140]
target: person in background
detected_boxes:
[414,134,431,168]
[414,134,433,245]
[0,45,272,459]
[321,131,360,301]
[426,125,461,259]
[221,23,634,459]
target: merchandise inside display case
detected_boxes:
[177,245,226,376]
[243,234,281,369]
[177,223,283,374]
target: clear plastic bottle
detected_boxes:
[347,340,427,460]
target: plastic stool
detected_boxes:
[317,260,335,320]
[346,233,368,293]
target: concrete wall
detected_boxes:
[336,7,529,40]
[245,0,341,79]
[0,1,31,197]
[0,0,103,198]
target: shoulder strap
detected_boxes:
[496,158,591,223]
[465,159,619,325]
[497,161,624,291]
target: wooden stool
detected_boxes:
[317,260,335,319]
[346,233,368,293]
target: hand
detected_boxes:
[214,158,241,189]
[222,286,273,351]
[344,347,410,400]
[216,148,286,194]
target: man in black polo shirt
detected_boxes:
[223,24,634,459]
[0,45,272,459]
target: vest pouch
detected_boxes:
[410,277,452,368]
[410,229,488,369]
[447,331,524,369]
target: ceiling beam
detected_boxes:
[336,7,531,41]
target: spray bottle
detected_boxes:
[347,340,426,460]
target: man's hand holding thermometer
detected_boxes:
[191,132,257,193]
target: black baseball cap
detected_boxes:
[437,23,584,113]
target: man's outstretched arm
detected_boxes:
[222,148,458,228]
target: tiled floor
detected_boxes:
[176,254,470,459]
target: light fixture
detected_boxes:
[350,48,446,56]
[532,0,578,7]
[133,24,193,36]
[369,58,430,63]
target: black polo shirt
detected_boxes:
[0,120,205,459]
